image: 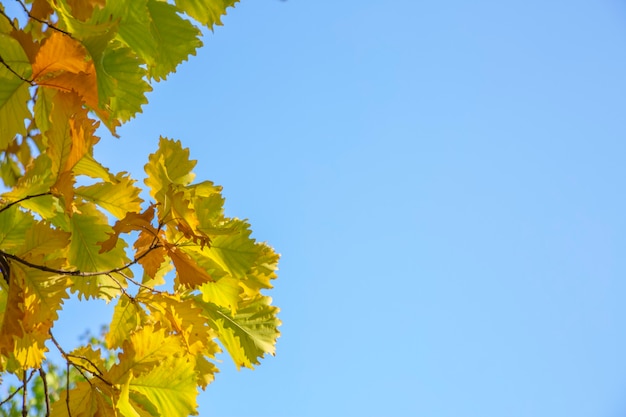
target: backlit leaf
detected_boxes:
[107,296,149,349]
[76,173,143,219]
[146,0,202,81]
[68,202,129,300]
[200,295,280,370]
[129,357,198,417]
[174,0,239,30]
[0,32,32,149]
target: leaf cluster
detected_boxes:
[0,1,280,416]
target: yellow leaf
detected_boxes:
[106,325,182,384]
[50,381,116,417]
[19,221,70,262]
[0,261,68,368]
[199,277,240,313]
[117,375,142,417]
[129,356,199,417]
[194,355,218,390]
[68,345,107,376]
[68,202,130,300]
[141,293,215,356]
[76,173,143,220]
[0,267,26,356]
[106,296,148,349]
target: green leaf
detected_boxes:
[88,39,152,124]
[107,325,183,384]
[129,357,198,417]
[206,219,261,278]
[2,154,54,200]
[174,0,239,30]
[0,32,32,150]
[74,153,113,181]
[50,381,116,417]
[0,206,36,253]
[200,295,280,370]
[75,172,143,219]
[97,0,156,66]
[0,155,68,226]
[146,0,202,81]
[68,202,130,300]
[106,296,148,349]
[144,137,197,204]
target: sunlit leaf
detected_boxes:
[174,0,239,30]
[76,173,143,219]
[200,295,280,370]
[0,32,32,149]
[129,357,198,417]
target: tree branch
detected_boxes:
[0,242,163,278]
[21,370,28,417]
[0,192,52,214]
[38,368,50,417]
[0,55,35,85]
[65,361,71,417]
[49,331,114,390]
[0,379,25,407]
[0,8,18,31]
[15,0,72,36]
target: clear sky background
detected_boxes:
[9,1,626,416]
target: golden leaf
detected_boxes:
[33,32,99,109]
[166,244,213,289]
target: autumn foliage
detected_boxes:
[0,0,280,415]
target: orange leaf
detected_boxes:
[10,29,39,65]
[32,32,90,79]
[99,205,158,253]
[166,245,213,289]
[30,0,54,21]
[45,91,99,177]
[135,229,167,278]
[51,170,76,214]
[32,32,99,110]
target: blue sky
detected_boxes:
[7,1,626,416]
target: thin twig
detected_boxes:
[38,368,50,417]
[0,382,23,406]
[65,354,104,377]
[116,270,164,295]
[65,361,70,417]
[0,8,18,31]
[21,370,27,417]
[0,55,34,85]
[15,0,71,36]
[0,192,51,214]
[49,331,114,389]
[0,243,162,278]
